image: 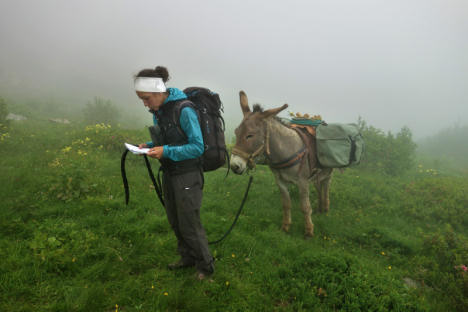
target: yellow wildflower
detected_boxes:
[61,146,72,153]
[225,281,230,286]
[388,265,392,270]
[232,253,236,258]
[164,292,168,296]
[49,158,61,167]
[381,251,385,256]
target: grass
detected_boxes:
[0,119,467,311]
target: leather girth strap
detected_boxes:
[269,127,316,171]
[269,147,306,169]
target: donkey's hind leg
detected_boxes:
[313,182,323,214]
[318,169,333,213]
[298,180,314,237]
[274,175,292,233]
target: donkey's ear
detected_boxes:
[239,91,251,116]
[261,103,289,119]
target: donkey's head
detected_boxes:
[230,91,288,174]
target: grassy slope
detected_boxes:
[1,120,467,311]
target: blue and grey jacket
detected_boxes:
[146,88,204,162]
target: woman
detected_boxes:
[134,66,214,280]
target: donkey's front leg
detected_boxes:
[275,177,292,233]
[298,181,314,237]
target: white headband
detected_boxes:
[134,77,166,92]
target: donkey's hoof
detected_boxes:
[281,224,291,233]
[304,231,314,239]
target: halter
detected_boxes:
[232,143,265,169]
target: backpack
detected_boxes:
[182,87,228,172]
[315,123,364,168]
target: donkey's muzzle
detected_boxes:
[230,154,247,174]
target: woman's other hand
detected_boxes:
[138,143,149,148]
[147,146,164,159]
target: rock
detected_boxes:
[403,277,418,289]
[48,118,70,124]
[6,113,27,121]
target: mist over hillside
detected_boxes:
[1,0,467,140]
[417,124,468,171]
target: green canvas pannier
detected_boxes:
[315,123,364,168]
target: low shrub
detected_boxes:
[83,97,120,126]
[412,225,468,311]
[0,97,10,142]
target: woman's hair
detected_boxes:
[135,66,170,83]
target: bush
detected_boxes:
[403,176,468,231]
[358,118,417,176]
[42,124,142,202]
[412,225,468,311]
[0,98,10,141]
[418,124,468,169]
[83,97,120,126]
[82,123,137,153]
[46,144,98,202]
[0,97,7,123]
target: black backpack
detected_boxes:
[183,87,228,172]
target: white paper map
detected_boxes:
[124,143,150,155]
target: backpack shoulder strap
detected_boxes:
[171,100,198,139]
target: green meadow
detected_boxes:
[1,113,467,311]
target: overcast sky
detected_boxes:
[1,0,467,138]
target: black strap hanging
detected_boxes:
[121,149,130,205]
[121,149,164,206]
[208,176,253,245]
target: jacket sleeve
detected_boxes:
[162,107,204,161]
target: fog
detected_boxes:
[1,0,467,138]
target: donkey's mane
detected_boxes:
[252,103,263,112]
[252,103,290,127]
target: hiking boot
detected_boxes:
[167,259,195,270]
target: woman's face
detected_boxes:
[136,91,166,111]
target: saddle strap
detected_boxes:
[269,147,306,169]
[291,127,315,173]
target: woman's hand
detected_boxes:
[147,146,164,159]
[138,143,149,148]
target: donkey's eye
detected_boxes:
[246,134,254,140]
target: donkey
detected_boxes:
[230,91,333,237]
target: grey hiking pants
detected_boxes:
[162,169,214,274]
